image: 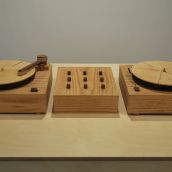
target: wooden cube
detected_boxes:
[53,67,119,113]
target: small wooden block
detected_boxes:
[0,64,52,114]
[53,67,119,113]
[119,65,172,114]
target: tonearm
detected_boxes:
[18,54,48,76]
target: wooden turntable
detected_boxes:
[53,67,119,113]
[0,55,52,114]
[119,61,172,114]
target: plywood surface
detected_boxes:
[0,64,172,158]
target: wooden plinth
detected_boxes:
[53,67,119,113]
[0,64,52,114]
[119,65,172,114]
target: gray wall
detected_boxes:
[0,0,172,63]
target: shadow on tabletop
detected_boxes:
[0,113,45,120]
[128,113,172,122]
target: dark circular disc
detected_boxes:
[132,74,172,91]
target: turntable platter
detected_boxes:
[0,60,36,90]
[131,61,172,88]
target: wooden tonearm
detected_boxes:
[17,54,48,76]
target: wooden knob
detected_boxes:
[37,54,48,65]
[84,84,88,89]
[67,71,71,75]
[83,71,87,75]
[100,77,104,82]
[101,84,105,89]
[99,71,103,75]
[66,84,71,89]
[67,77,71,82]
[30,87,38,92]
[83,77,87,82]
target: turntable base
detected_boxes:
[0,64,52,114]
[119,65,172,114]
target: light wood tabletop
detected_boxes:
[0,64,172,159]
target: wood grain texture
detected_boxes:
[119,65,172,114]
[1,64,172,159]
[0,60,36,85]
[0,64,52,114]
[53,67,118,113]
[131,61,172,86]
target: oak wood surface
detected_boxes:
[119,65,172,114]
[0,60,36,85]
[53,67,118,113]
[0,64,52,113]
[131,61,172,86]
[0,64,172,159]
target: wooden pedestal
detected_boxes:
[119,65,172,114]
[0,64,52,114]
[53,67,119,113]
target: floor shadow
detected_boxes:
[51,112,120,118]
[128,113,172,121]
[0,114,45,120]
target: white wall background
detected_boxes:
[0,0,172,63]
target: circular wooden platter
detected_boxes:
[0,60,36,90]
[131,61,172,90]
